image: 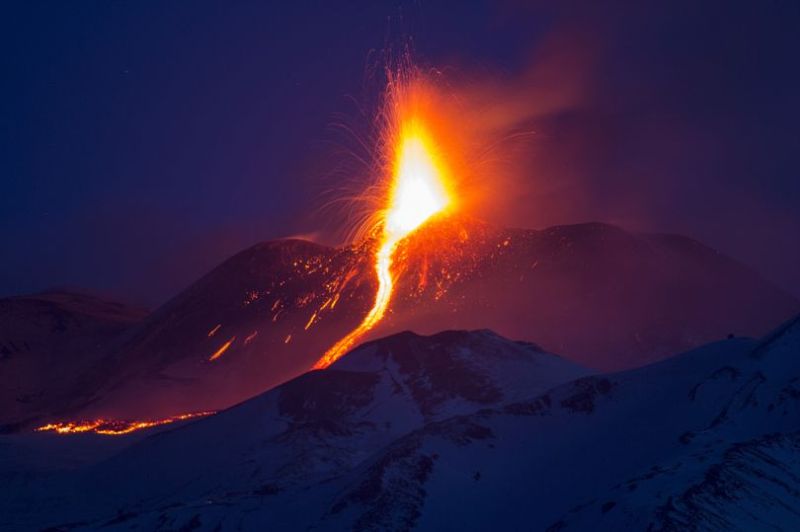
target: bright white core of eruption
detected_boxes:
[385,136,449,239]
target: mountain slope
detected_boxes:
[314,316,800,531]
[7,317,800,530]
[0,290,147,428]
[45,219,798,424]
[4,329,586,530]
[550,315,800,531]
[42,239,373,423]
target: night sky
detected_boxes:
[2,1,799,306]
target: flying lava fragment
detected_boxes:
[313,82,453,368]
[209,336,235,361]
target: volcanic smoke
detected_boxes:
[313,81,453,368]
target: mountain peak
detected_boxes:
[327,328,587,419]
[330,328,553,373]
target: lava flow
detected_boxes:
[35,411,215,436]
[313,111,453,368]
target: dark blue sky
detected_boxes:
[2,1,799,306]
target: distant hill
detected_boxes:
[0,290,147,428]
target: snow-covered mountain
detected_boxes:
[43,219,798,425]
[312,316,800,531]
[1,329,586,530]
[0,290,147,428]
[6,316,800,531]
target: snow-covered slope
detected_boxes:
[314,316,800,531]
[550,316,800,531]
[5,329,585,530]
[41,315,800,531]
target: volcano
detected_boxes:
[11,219,797,428]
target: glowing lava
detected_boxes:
[35,411,215,436]
[208,336,236,361]
[314,118,452,368]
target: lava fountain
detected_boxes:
[313,98,453,368]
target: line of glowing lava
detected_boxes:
[313,117,451,368]
[35,411,216,436]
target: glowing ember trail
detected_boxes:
[314,118,451,368]
[209,336,235,361]
[35,411,215,436]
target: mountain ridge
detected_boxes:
[8,219,798,429]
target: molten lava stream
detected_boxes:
[314,119,451,368]
[35,411,216,436]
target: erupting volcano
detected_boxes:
[313,81,454,368]
[5,4,800,530]
[17,68,796,433]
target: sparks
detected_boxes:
[314,114,452,368]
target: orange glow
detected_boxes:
[35,411,215,436]
[208,336,235,361]
[313,82,453,368]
